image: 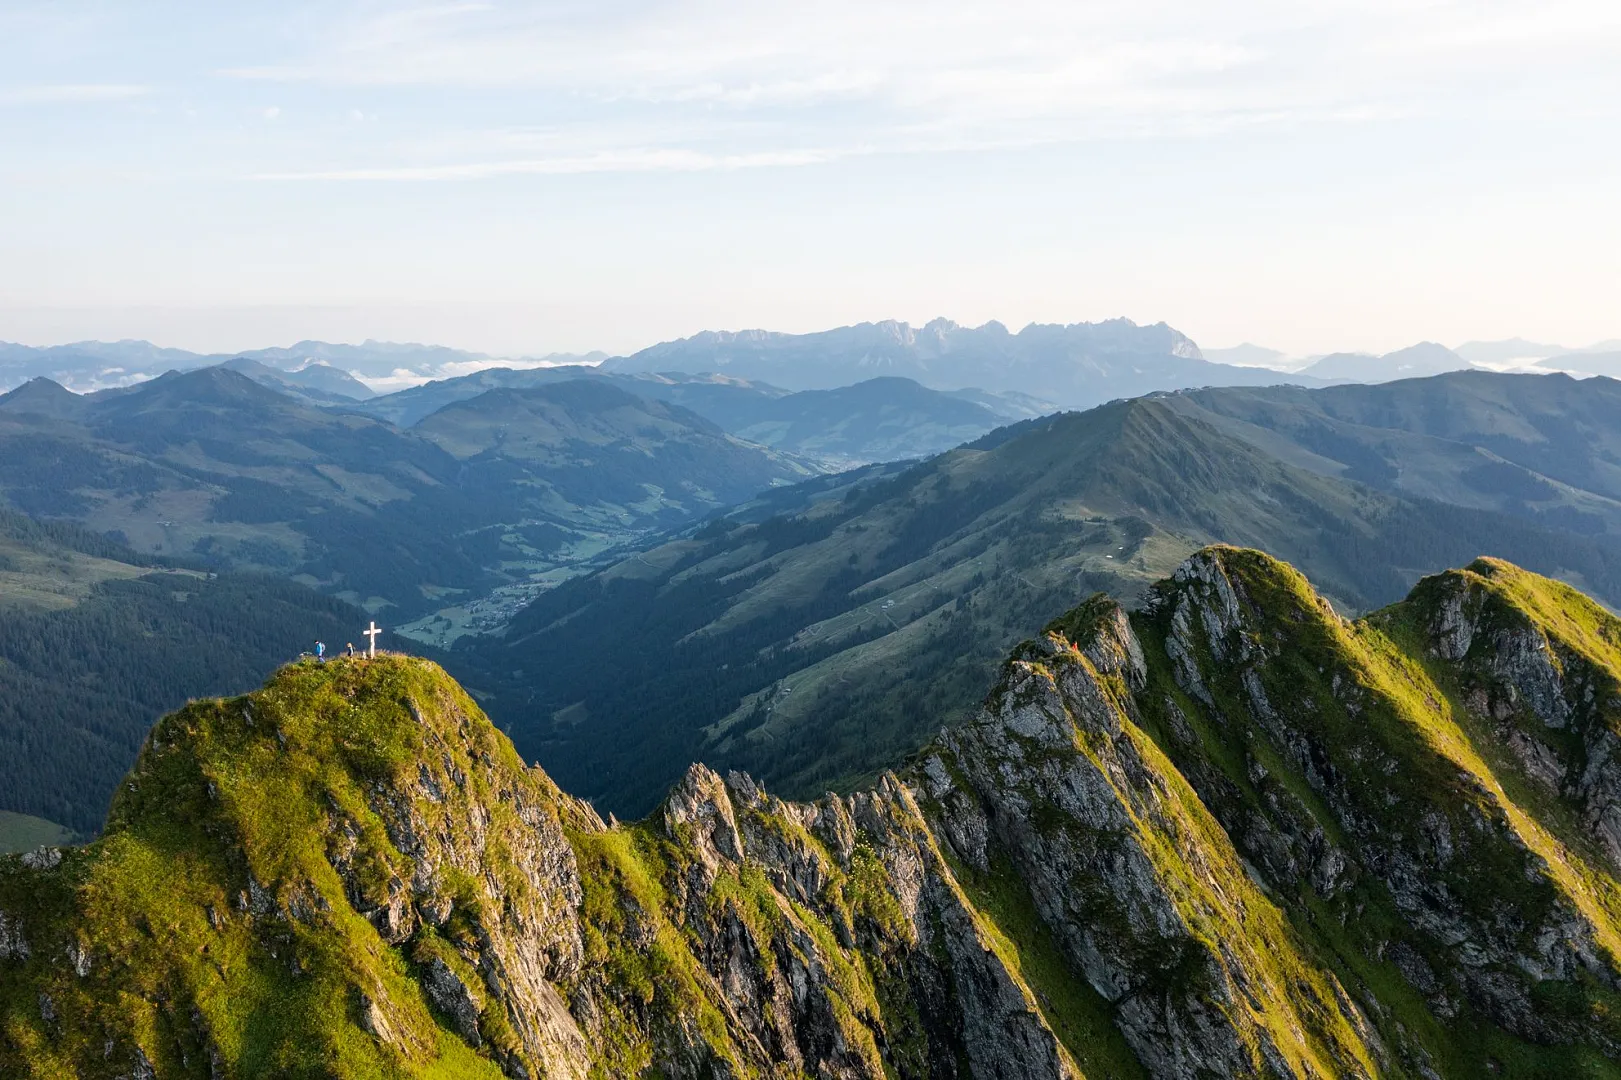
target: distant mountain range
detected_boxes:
[1199,342,1292,367]
[0,338,604,393]
[7,325,1620,406]
[1453,337,1566,364]
[602,317,1326,404]
[1296,340,1468,381]
[1206,337,1621,378]
[1454,337,1621,364]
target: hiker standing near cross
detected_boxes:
[364,622,382,658]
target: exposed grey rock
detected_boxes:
[664,763,746,876]
[423,955,484,1046]
[933,641,1349,1078]
[0,910,28,962]
[19,847,60,871]
[1428,578,1480,661]
[66,940,92,977]
[117,1047,155,1080]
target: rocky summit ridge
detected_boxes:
[6,547,1621,1077]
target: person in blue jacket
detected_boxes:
[315,640,326,662]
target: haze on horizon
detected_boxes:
[1,2,1618,359]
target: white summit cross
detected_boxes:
[363,621,382,658]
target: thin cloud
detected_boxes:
[251,146,847,181]
[0,84,149,104]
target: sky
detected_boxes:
[1,1,1618,358]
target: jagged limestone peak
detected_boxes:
[1041,592,1148,692]
[661,762,746,875]
[1376,557,1621,879]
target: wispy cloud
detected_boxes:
[0,83,149,104]
[205,1,1621,180]
[252,146,847,181]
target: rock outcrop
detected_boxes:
[5,548,1621,1077]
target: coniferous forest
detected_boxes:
[0,509,367,834]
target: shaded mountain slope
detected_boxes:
[1169,371,1621,534]
[0,377,92,421]
[0,506,170,616]
[6,551,1621,1077]
[412,382,811,522]
[710,376,1016,466]
[0,369,811,617]
[459,395,1621,819]
[357,366,1033,467]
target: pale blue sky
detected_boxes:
[1,1,1618,357]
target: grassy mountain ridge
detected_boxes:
[5,551,1621,1076]
[462,392,1621,819]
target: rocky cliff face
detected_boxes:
[4,548,1621,1078]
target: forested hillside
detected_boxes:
[0,509,370,836]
